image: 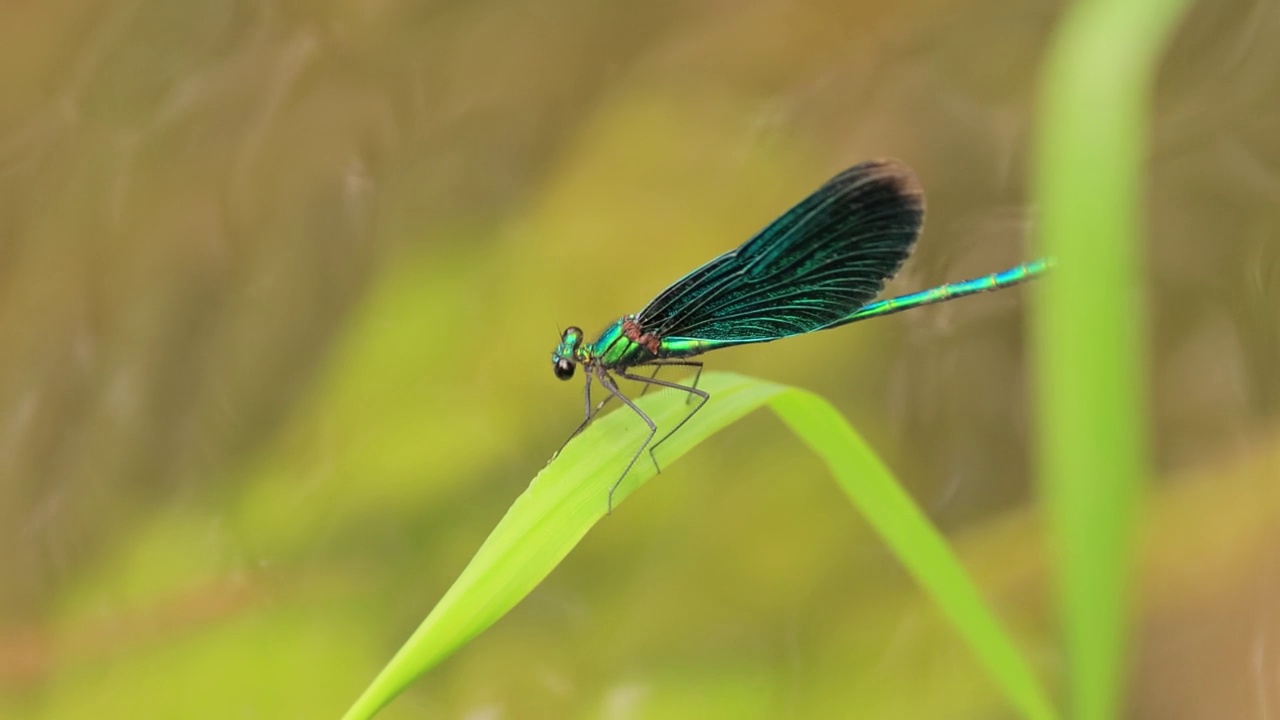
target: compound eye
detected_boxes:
[554,358,576,381]
[562,326,583,350]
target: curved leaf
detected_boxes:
[342,372,1055,720]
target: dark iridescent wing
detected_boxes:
[636,158,924,344]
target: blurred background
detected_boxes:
[1,0,1277,718]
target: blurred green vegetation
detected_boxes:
[1,1,1277,718]
[1035,0,1191,718]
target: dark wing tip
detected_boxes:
[857,157,925,213]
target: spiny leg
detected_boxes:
[558,361,697,457]
[689,362,704,393]
[638,360,703,404]
[616,368,709,473]
[636,365,662,397]
[551,372,611,461]
[596,370,657,515]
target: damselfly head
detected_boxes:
[552,326,584,380]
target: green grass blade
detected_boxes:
[342,372,1054,720]
[770,390,1058,720]
[1034,1,1191,719]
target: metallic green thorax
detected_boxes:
[587,320,641,366]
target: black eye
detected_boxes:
[554,358,575,381]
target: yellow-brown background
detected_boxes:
[1,1,1277,718]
